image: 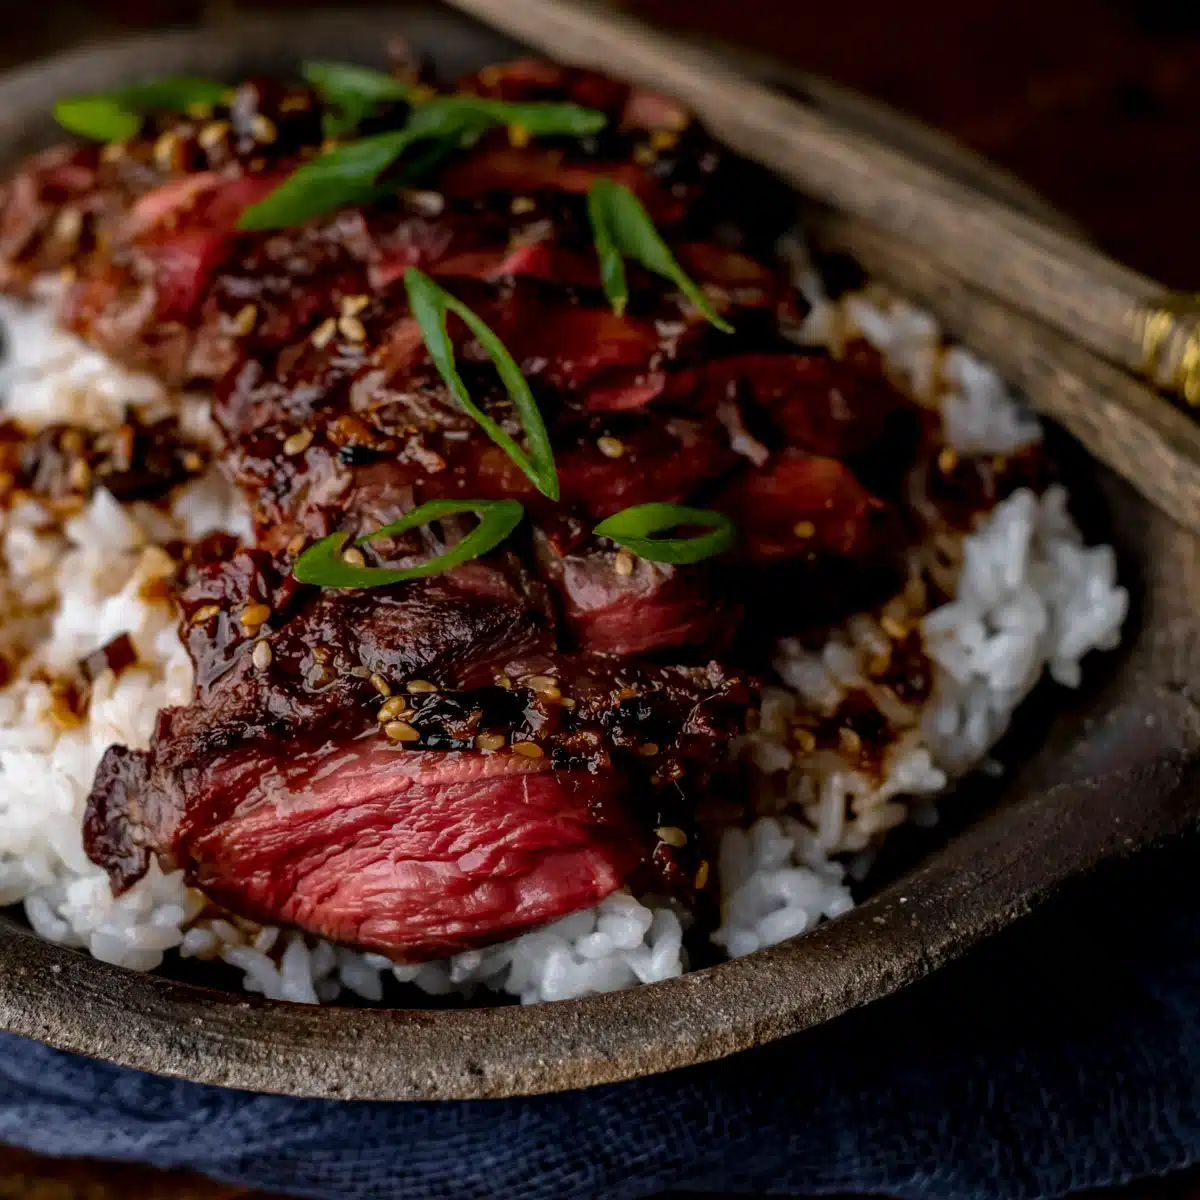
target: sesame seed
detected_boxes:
[596,435,625,459]
[377,696,410,722]
[655,825,687,847]
[240,602,271,629]
[616,686,638,701]
[614,551,636,577]
[198,120,230,150]
[880,615,908,641]
[101,141,128,163]
[793,520,816,538]
[250,114,278,144]
[638,742,660,758]
[937,447,959,474]
[793,728,817,753]
[866,651,892,677]
[384,720,421,743]
[349,666,371,679]
[511,740,544,758]
[341,547,366,568]
[369,672,392,697]
[310,317,337,349]
[286,533,307,556]
[251,640,273,670]
[191,604,221,624]
[53,208,83,246]
[283,428,314,456]
[67,458,92,492]
[338,315,367,343]
[561,697,577,710]
[511,196,536,214]
[340,294,370,317]
[228,304,258,337]
[507,123,531,148]
[650,129,679,151]
[475,733,506,751]
[694,860,710,890]
[406,679,437,694]
[525,674,559,693]
[182,451,205,473]
[153,131,182,172]
[404,189,445,215]
[839,727,863,754]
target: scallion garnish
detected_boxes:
[404,268,559,501]
[586,179,734,332]
[237,94,606,230]
[293,499,525,589]
[301,62,415,138]
[54,77,232,142]
[238,128,429,231]
[430,96,607,138]
[593,503,736,564]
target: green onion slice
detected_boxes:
[238,129,418,230]
[293,499,525,589]
[593,502,736,564]
[54,77,231,141]
[404,268,559,501]
[586,178,734,333]
[428,96,607,137]
[302,61,414,137]
[238,95,605,230]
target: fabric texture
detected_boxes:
[0,837,1195,1200]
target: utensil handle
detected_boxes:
[442,0,1196,404]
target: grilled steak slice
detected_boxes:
[86,547,754,958]
[87,738,643,961]
[171,540,553,731]
[532,527,739,657]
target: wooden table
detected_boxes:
[0,0,1196,1194]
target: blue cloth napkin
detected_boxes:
[0,837,1195,1200]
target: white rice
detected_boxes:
[0,274,1128,1004]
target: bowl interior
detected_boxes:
[0,5,1196,1100]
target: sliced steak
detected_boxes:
[533,528,738,658]
[86,548,755,958]
[87,737,643,961]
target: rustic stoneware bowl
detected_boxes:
[0,6,1196,1102]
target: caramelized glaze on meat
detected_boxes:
[0,58,953,960]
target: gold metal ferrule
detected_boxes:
[1130,292,1200,405]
